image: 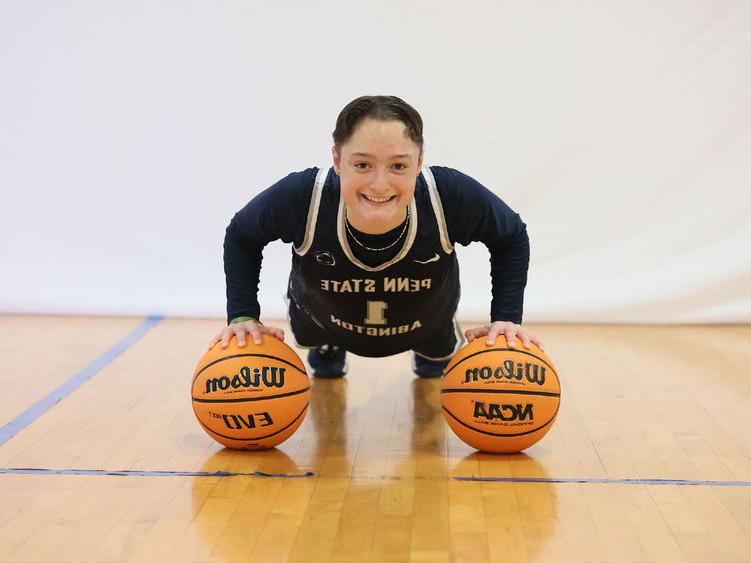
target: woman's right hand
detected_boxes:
[208,320,285,350]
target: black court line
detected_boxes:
[0,315,164,447]
[0,468,749,487]
[0,468,314,478]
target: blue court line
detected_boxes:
[0,468,314,478]
[0,468,748,486]
[454,476,751,487]
[0,315,164,447]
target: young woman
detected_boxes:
[210,95,543,377]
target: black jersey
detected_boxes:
[287,167,461,358]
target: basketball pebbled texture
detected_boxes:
[441,337,561,453]
[191,336,310,450]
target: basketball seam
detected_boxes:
[441,389,560,397]
[442,400,560,438]
[195,404,309,442]
[443,347,559,379]
[192,386,310,404]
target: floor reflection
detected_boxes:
[410,378,445,454]
[303,377,351,474]
[449,450,560,560]
[189,370,559,561]
[308,378,349,452]
[190,446,308,562]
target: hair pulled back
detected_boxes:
[332,95,423,153]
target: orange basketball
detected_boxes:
[191,335,309,450]
[441,337,561,453]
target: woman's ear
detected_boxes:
[331,146,341,175]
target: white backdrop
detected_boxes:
[1,1,749,323]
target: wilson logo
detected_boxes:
[464,360,546,385]
[205,366,285,394]
[474,401,534,422]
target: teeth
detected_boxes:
[364,195,392,203]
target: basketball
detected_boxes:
[441,336,561,453]
[191,335,310,450]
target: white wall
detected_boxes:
[1,1,749,323]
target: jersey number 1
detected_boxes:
[365,301,388,325]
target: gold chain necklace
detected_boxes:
[344,207,410,252]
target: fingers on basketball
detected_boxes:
[236,326,250,346]
[271,327,285,341]
[517,329,532,348]
[504,325,517,347]
[485,327,500,345]
[208,334,221,350]
[221,327,237,349]
[466,327,487,342]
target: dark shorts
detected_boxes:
[287,295,465,360]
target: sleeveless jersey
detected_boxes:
[287,166,461,358]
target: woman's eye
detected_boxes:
[393,163,407,170]
[354,162,369,169]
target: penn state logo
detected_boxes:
[314,251,336,266]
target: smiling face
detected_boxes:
[332,118,423,234]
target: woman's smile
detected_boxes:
[361,193,397,204]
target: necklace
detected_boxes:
[345,207,410,252]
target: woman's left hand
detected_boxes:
[464,321,544,350]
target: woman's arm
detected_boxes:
[432,166,542,348]
[209,168,318,348]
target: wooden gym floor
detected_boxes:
[0,316,750,563]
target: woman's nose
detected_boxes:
[371,167,389,190]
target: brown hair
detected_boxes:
[332,95,424,153]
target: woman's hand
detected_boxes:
[208,320,285,350]
[464,321,544,350]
